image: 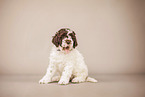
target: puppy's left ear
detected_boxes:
[72,31,78,48]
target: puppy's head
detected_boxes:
[52,28,78,53]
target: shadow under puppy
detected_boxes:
[39,28,97,85]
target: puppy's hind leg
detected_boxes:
[52,76,60,82]
[71,73,87,83]
[72,76,86,83]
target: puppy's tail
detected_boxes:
[86,77,98,83]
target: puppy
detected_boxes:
[39,28,97,85]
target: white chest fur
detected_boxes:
[49,47,77,71]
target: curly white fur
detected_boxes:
[39,46,97,85]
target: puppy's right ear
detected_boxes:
[52,33,59,47]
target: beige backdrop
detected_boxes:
[0,0,145,75]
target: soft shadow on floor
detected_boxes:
[0,74,145,97]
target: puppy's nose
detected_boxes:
[66,40,71,44]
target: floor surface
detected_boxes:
[0,74,145,97]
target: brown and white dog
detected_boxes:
[39,28,97,85]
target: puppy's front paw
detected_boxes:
[58,79,69,85]
[39,76,51,84]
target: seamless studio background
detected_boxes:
[0,0,145,75]
[0,0,145,97]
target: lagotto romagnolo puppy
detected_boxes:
[39,28,97,85]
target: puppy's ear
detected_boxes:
[52,33,59,47]
[72,31,78,48]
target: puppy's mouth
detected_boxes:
[63,46,69,50]
[63,46,70,54]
